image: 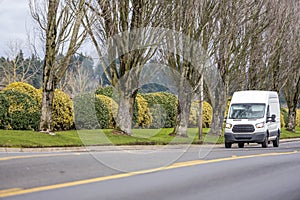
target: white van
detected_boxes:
[224,90,281,148]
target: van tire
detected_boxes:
[238,143,244,148]
[262,136,268,148]
[273,135,280,147]
[225,142,232,148]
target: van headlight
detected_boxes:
[225,123,232,129]
[255,122,265,128]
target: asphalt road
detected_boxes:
[1,141,300,200]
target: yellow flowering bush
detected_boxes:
[2,82,40,103]
[96,94,118,128]
[51,89,74,131]
[134,94,152,128]
[189,101,212,128]
[0,89,40,130]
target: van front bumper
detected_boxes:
[224,132,267,143]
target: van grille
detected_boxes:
[232,124,255,133]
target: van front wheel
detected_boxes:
[225,142,232,148]
[262,136,268,148]
[273,135,280,147]
[238,143,244,148]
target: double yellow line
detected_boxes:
[0,150,298,198]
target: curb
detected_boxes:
[0,138,299,153]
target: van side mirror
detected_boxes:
[267,114,276,123]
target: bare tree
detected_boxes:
[59,55,97,97]
[161,0,218,137]
[87,0,170,135]
[30,0,89,133]
[0,40,42,85]
[282,1,300,132]
[206,0,271,135]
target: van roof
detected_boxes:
[231,90,278,104]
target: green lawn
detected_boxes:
[0,127,299,148]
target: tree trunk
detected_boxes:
[39,81,55,132]
[39,0,58,133]
[198,75,204,141]
[208,85,227,136]
[116,90,137,135]
[172,68,193,137]
[173,91,192,137]
[287,106,296,132]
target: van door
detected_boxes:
[267,101,279,138]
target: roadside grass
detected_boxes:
[0,127,299,148]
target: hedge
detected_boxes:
[141,92,177,128]
[189,101,212,128]
[0,94,9,129]
[73,94,118,129]
[73,94,99,129]
[0,89,40,130]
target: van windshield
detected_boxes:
[229,104,266,119]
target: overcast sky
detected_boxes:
[0,0,32,56]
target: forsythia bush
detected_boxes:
[189,101,212,128]
[2,82,41,103]
[0,89,40,130]
[296,109,300,127]
[52,89,74,131]
[37,89,74,131]
[280,108,299,128]
[1,82,75,131]
[95,86,118,100]
[141,92,177,128]
[96,94,118,128]
[280,112,285,128]
[134,94,152,128]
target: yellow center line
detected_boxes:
[0,188,23,195]
[0,153,82,161]
[0,150,298,198]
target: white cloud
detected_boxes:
[0,0,31,56]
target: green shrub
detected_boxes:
[0,94,9,129]
[189,101,212,128]
[280,108,288,127]
[0,89,40,130]
[141,92,177,128]
[73,94,118,129]
[73,94,100,129]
